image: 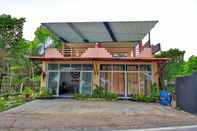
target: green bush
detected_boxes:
[23,87,33,94]
[132,82,160,102]
[150,83,160,101]
[73,85,118,101]
[0,95,25,112]
[92,85,106,98]
[103,91,118,101]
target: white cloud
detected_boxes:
[0,0,196,59]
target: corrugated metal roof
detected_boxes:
[42,21,158,43]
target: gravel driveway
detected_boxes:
[0,99,197,131]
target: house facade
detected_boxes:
[29,21,168,98]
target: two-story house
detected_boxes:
[29,21,168,98]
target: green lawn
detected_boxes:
[0,95,26,112]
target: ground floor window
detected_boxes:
[46,63,152,97]
[100,64,152,97]
[47,64,93,96]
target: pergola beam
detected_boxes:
[103,22,117,42]
[67,23,89,43]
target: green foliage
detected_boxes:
[92,85,118,100]
[0,14,25,48]
[92,85,106,98]
[30,27,61,55]
[167,86,176,94]
[185,56,197,74]
[132,83,159,102]
[23,87,33,94]
[150,83,160,100]
[156,48,185,63]
[0,94,25,112]
[74,85,118,101]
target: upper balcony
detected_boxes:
[58,42,135,58]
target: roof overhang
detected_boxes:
[28,56,169,62]
[42,21,158,43]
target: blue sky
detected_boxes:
[0,0,197,59]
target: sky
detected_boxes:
[0,0,197,59]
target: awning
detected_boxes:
[42,21,158,43]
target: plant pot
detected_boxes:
[25,94,32,101]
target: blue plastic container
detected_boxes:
[160,91,172,106]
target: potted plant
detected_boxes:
[23,87,33,101]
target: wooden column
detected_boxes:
[92,61,100,89]
[152,62,159,87]
[40,62,46,90]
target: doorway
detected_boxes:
[59,71,80,95]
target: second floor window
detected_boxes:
[112,52,128,58]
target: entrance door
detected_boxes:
[47,72,59,95]
[59,71,80,95]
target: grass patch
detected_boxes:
[0,95,25,112]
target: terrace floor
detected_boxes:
[0,99,197,131]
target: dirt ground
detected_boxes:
[0,99,197,131]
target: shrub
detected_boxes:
[23,87,33,94]
[92,85,106,98]
[132,82,160,102]
[103,91,118,101]
[150,83,160,101]
[74,85,118,101]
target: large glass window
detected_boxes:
[71,64,81,70]
[99,64,152,97]
[127,65,138,71]
[81,72,92,95]
[100,72,113,92]
[48,64,58,70]
[113,72,125,96]
[113,65,125,71]
[127,72,139,96]
[82,64,93,71]
[60,64,70,71]
[100,64,112,71]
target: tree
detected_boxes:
[156,48,186,86]
[156,48,185,63]
[181,56,197,75]
[0,14,25,48]
[30,26,61,55]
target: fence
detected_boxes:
[176,72,197,113]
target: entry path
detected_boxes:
[0,99,197,131]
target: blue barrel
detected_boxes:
[160,91,172,106]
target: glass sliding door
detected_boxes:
[80,64,93,95]
[113,65,125,96]
[100,72,113,92]
[100,65,113,92]
[81,72,92,95]
[127,72,139,96]
[47,72,59,95]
